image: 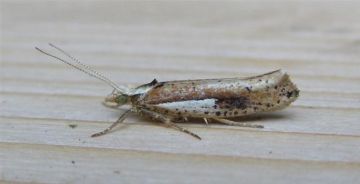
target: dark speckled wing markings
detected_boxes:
[140,70,299,119]
[36,44,299,140]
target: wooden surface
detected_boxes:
[1,1,360,184]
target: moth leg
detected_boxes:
[213,118,264,128]
[166,121,202,140]
[140,109,201,140]
[203,118,209,125]
[91,109,131,137]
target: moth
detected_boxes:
[36,44,299,140]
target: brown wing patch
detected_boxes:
[215,96,249,110]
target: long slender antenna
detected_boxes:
[35,46,126,93]
[47,43,122,91]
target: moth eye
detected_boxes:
[294,90,300,97]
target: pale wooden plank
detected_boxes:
[3,55,360,80]
[3,38,360,65]
[2,1,360,183]
[2,143,359,184]
[1,116,360,163]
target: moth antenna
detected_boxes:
[47,43,126,93]
[48,43,119,89]
[35,46,126,93]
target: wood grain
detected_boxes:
[1,1,360,184]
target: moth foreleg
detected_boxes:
[140,109,201,140]
[213,118,264,129]
[91,109,131,137]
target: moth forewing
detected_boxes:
[140,70,299,119]
[36,44,299,140]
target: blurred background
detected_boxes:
[1,1,360,184]
[3,1,360,85]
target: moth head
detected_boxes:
[103,90,129,107]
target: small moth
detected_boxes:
[36,44,299,140]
